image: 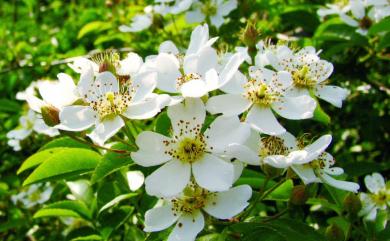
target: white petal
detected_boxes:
[132,131,172,167]
[204,69,220,92]
[206,94,251,116]
[192,154,234,192]
[264,155,290,168]
[219,0,237,16]
[220,71,247,94]
[168,212,204,241]
[303,134,332,162]
[232,160,244,182]
[186,23,208,56]
[87,116,124,145]
[186,9,206,25]
[117,52,143,75]
[320,172,360,193]
[272,95,316,120]
[364,173,385,194]
[144,204,178,232]
[124,96,161,120]
[159,41,179,55]
[155,53,181,93]
[26,95,45,113]
[203,185,251,219]
[339,13,359,27]
[205,115,250,153]
[180,79,208,98]
[145,159,191,197]
[350,0,365,19]
[7,129,31,140]
[210,14,225,28]
[225,144,260,165]
[132,71,158,103]
[291,165,320,184]
[219,53,245,88]
[167,98,205,138]
[39,75,77,109]
[315,85,349,108]
[126,171,145,191]
[56,106,96,131]
[185,47,218,76]
[246,106,286,135]
[77,62,95,97]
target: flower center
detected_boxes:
[359,16,372,30]
[292,66,317,89]
[259,136,289,157]
[176,73,201,89]
[172,184,213,215]
[371,189,390,207]
[174,136,206,163]
[29,192,42,203]
[89,91,132,120]
[201,2,217,16]
[91,51,120,74]
[244,80,278,107]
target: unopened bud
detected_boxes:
[343,193,362,215]
[41,105,60,127]
[241,21,260,48]
[290,185,308,206]
[325,224,345,241]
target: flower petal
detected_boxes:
[206,94,251,116]
[315,85,349,108]
[144,204,178,232]
[155,53,181,93]
[145,159,191,197]
[219,53,245,88]
[126,171,145,191]
[192,154,234,192]
[246,106,286,135]
[57,106,96,131]
[203,185,251,219]
[291,165,320,184]
[272,95,316,120]
[303,134,332,162]
[168,98,205,138]
[320,172,360,193]
[180,79,208,98]
[132,131,173,167]
[225,144,260,165]
[364,173,385,194]
[159,41,179,55]
[87,116,124,145]
[124,96,161,120]
[168,212,204,241]
[205,115,250,153]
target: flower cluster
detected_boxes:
[119,0,237,32]
[10,23,364,240]
[317,0,390,35]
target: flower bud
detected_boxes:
[290,185,309,206]
[343,193,362,215]
[41,105,60,127]
[241,21,260,48]
[325,224,345,241]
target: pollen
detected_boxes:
[292,65,317,89]
[171,183,214,215]
[244,80,279,107]
[174,136,206,163]
[176,73,201,89]
[89,91,132,121]
[259,136,289,157]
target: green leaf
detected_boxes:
[34,200,92,220]
[0,99,21,113]
[378,32,390,50]
[23,148,101,186]
[77,21,112,39]
[368,17,390,35]
[71,235,103,241]
[99,193,138,214]
[265,179,293,201]
[39,137,91,151]
[153,112,171,137]
[99,206,134,240]
[307,198,342,215]
[18,147,69,174]
[91,143,133,184]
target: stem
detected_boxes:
[261,208,289,223]
[171,15,184,47]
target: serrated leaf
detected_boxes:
[23,148,101,186]
[39,137,91,151]
[77,21,112,39]
[91,143,133,184]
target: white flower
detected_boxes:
[225,129,298,166]
[57,53,162,145]
[186,0,237,28]
[153,24,244,99]
[7,110,59,151]
[154,0,193,15]
[265,135,360,193]
[131,98,251,197]
[25,73,79,114]
[144,183,251,241]
[255,42,349,108]
[119,6,153,32]
[11,183,53,208]
[66,180,93,203]
[359,173,390,220]
[206,66,316,135]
